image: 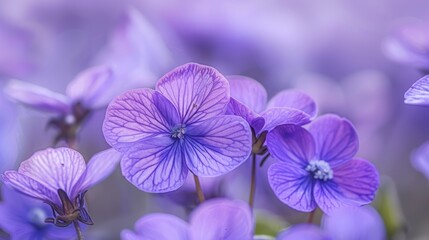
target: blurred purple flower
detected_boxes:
[0,186,75,240]
[0,91,18,173]
[276,224,331,240]
[267,114,379,214]
[121,198,253,240]
[2,147,121,228]
[411,140,429,179]
[5,65,113,145]
[404,75,429,106]
[322,206,386,240]
[103,63,252,193]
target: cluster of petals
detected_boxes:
[266,114,379,214]
[103,63,252,193]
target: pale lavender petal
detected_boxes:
[268,162,315,212]
[277,224,331,240]
[74,148,121,195]
[314,159,379,214]
[103,88,179,151]
[156,63,230,124]
[267,89,317,118]
[121,213,188,240]
[266,124,315,166]
[17,148,86,200]
[308,114,358,167]
[189,199,252,240]
[185,115,252,177]
[227,75,267,113]
[5,80,69,113]
[121,138,188,193]
[322,206,386,240]
[411,140,429,179]
[260,107,311,134]
[404,75,429,106]
[66,65,114,109]
[226,98,264,133]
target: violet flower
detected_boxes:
[411,140,429,179]
[276,224,331,240]
[5,65,113,146]
[121,198,253,240]
[267,114,379,214]
[1,147,121,237]
[103,63,252,193]
[0,186,75,240]
[404,75,429,106]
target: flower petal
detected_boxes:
[277,224,330,240]
[226,98,263,131]
[5,80,69,113]
[121,138,188,193]
[17,148,86,201]
[189,199,252,240]
[185,115,252,177]
[411,140,429,179]
[314,159,379,214]
[227,75,267,113]
[259,107,311,134]
[267,89,317,118]
[268,162,316,212]
[266,124,315,166]
[156,63,229,124]
[103,88,179,151]
[404,75,429,106]
[74,148,121,195]
[308,114,358,167]
[66,65,114,109]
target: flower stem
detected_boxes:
[249,153,257,209]
[259,153,270,167]
[307,209,316,224]
[193,174,205,203]
[73,221,83,240]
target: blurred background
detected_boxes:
[1,0,429,239]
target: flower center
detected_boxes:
[27,207,47,228]
[305,160,333,181]
[171,125,186,139]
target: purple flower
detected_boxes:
[267,114,379,214]
[5,66,113,145]
[322,206,386,240]
[103,63,252,193]
[411,140,429,179]
[0,186,75,240]
[1,147,121,228]
[404,75,429,106]
[121,198,253,240]
[277,224,331,240]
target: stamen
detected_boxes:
[171,125,186,139]
[305,160,333,181]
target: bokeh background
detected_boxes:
[1,0,429,239]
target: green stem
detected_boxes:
[307,209,316,224]
[74,221,83,240]
[193,174,205,203]
[249,153,257,209]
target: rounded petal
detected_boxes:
[103,88,179,151]
[308,114,358,167]
[404,75,429,106]
[260,107,311,134]
[322,206,386,240]
[122,213,188,240]
[185,115,252,177]
[16,148,86,200]
[189,199,252,240]
[5,80,69,113]
[266,124,315,166]
[277,224,331,240]
[121,138,188,193]
[411,140,429,179]
[267,89,317,118]
[314,159,379,214]
[226,98,263,133]
[227,75,267,113]
[156,63,230,124]
[74,148,121,195]
[66,65,114,108]
[268,162,316,212]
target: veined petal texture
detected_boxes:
[227,75,267,113]
[103,88,179,151]
[189,199,253,240]
[5,80,69,113]
[156,63,230,124]
[404,75,429,106]
[267,89,317,118]
[308,114,358,168]
[259,107,311,134]
[185,115,252,177]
